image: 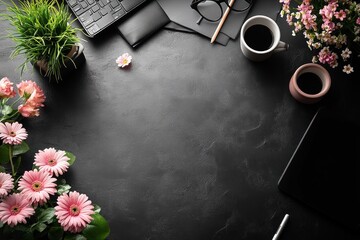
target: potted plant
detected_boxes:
[2,0,85,82]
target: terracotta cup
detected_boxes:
[289,63,331,104]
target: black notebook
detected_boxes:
[117,0,170,47]
[278,107,360,232]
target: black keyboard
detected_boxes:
[66,0,147,37]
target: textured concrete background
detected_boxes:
[1,0,360,239]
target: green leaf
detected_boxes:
[65,151,76,165]
[83,213,110,240]
[0,221,4,228]
[32,222,47,233]
[13,141,30,156]
[93,204,101,213]
[48,225,64,240]
[37,208,55,223]
[57,183,71,195]
[0,144,10,164]
[0,165,5,173]
[13,156,21,175]
[1,105,14,116]
[64,233,87,240]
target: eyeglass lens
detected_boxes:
[197,1,222,22]
[196,0,252,22]
[229,0,252,12]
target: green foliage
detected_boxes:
[1,0,81,81]
[83,213,111,240]
[66,151,76,165]
[0,142,29,175]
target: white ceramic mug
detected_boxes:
[240,15,288,61]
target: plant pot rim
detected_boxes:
[291,63,331,99]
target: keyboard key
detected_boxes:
[73,4,81,12]
[95,14,115,28]
[100,0,110,5]
[75,7,87,15]
[68,0,77,7]
[113,6,122,12]
[100,8,108,16]
[112,8,125,19]
[92,4,100,12]
[79,11,91,22]
[110,0,119,8]
[83,17,94,27]
[91,12,102,21]
[87,0,95,5]
[80,1,88,8]
[104,5,111,13]
[87,24,100,35]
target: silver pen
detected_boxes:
[272,214,290,240]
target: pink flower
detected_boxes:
[17,80,45,105]
[16,81,45,118]
[356,17,360,25]
[18,169,57,205]
[0,122,28,145]
[0,193,35,227]
[0,173,14,198]
[334,10,346,21]
[34,148,70,177]
[0,77,16,99]
[18,103,41,118]
[116,53,132,68]
[55,191,95,233]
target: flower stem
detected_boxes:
[8,145,15,177]
[10,97,23,108]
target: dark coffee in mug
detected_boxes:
[244,24,273,51]
[297,72,323,95]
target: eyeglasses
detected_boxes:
[190,0,253,23]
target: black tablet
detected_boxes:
[278,107,360,231]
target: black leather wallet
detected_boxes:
[117,0,170,47]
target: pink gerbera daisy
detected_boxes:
[0,173,14,198]
[34,148,70,177]
[0,122,28,145]
[18,169,57,205]
[55,191,95,233]
[0,193,35,227]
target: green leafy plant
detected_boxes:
[2,0,82,81]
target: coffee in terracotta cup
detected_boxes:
[289,63,331,104]
[240,15,288,61]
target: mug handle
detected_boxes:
[273,41,289,53]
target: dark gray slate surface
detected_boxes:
[1,0,360,239]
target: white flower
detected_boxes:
[341,48,352,60]
[343,64,354,74]
[312,42,322,49]
[116,53,132,68]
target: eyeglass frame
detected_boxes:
[190,0,253,23]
